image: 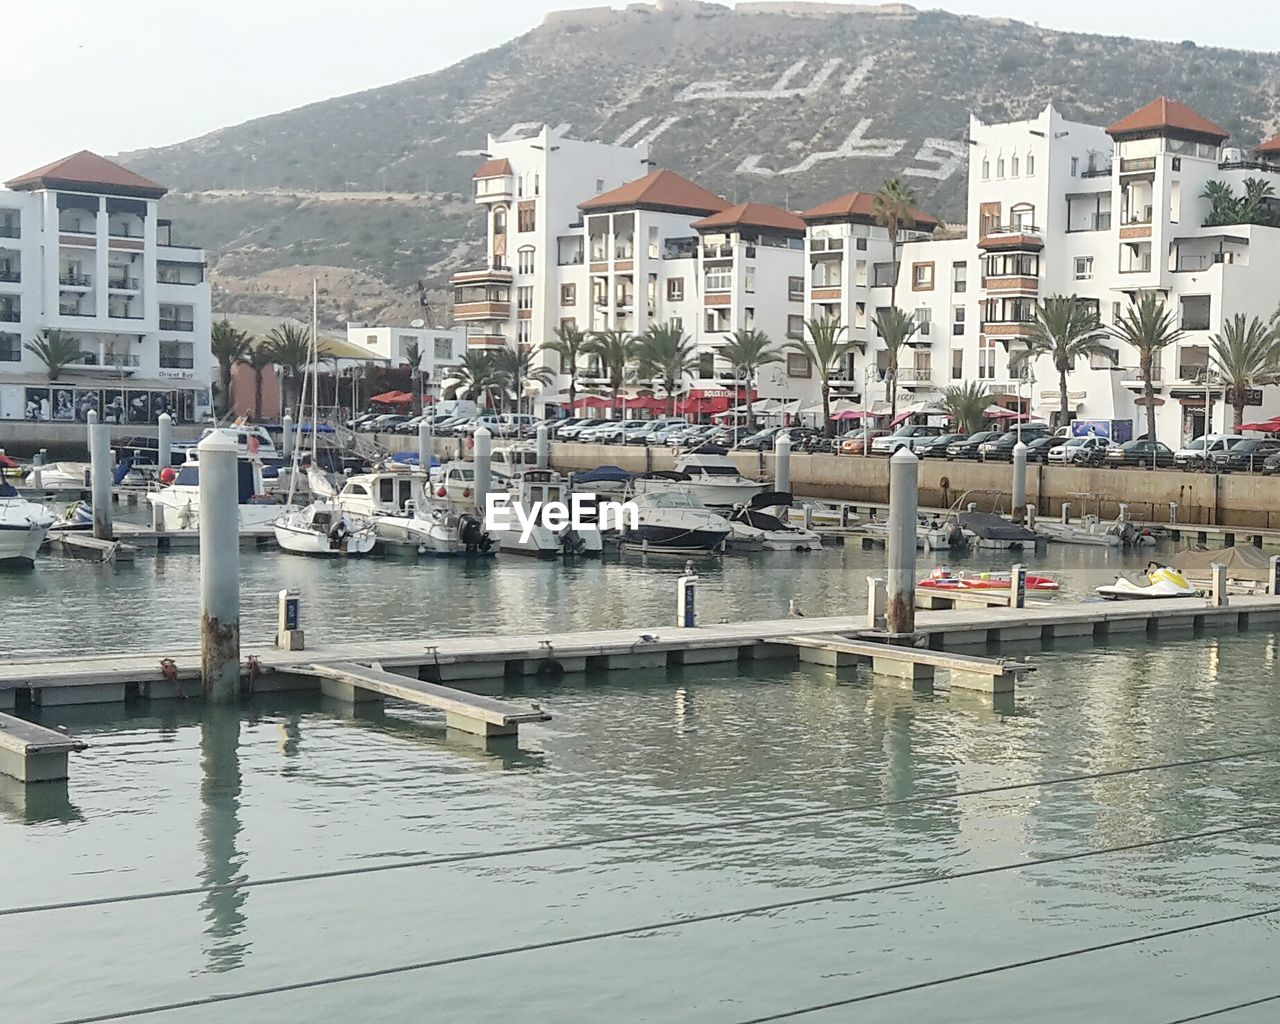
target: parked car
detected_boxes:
[548,417,588,438]
[365,414,410,434]
[1104,439,1176,468]
[1047,435,1112,465]
[913,432,968,458]
[734,427,781,451]
[1262,451,1280,476]
[558,418,606,440]
[1174,434,1246,470]
[595,420,652,444]
[944,430,1003,460]
[627,417,688,445]
[839,428,890,455]
[497,413,542,438]
[1211,437,1280,472]
[1022,435,1061,464]
[649,419,694,445]
[455,414,503,437]
[667,424,711,447]
[575,421,616,443]
[978,425,1053,461]
[869,424,946,455]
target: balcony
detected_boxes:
[978,224,1044,251]
[1122,362,1164,388]
[466,334,507,349]
[59,304,92,317]
[809,237,844,253]
[101,353,141,369]
[1121,208,1153,226]
[557,251,585,267]
[1080,163,1113,178]
[702,243,733,260]
[109,276,141,291]
[59,272,91,287]
[663,238,699,260]
[454,301,511,321]
[897,367,935,384]
[159,356,195,369]
[450,265,513,287]
[159,318,194,331]
[1066,213,1112,233]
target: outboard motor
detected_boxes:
[458,513,494,553]
[561,528,588,556]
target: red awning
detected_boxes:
[370,390,414,405]
[1241,417,1280,432]
[623,395,668,411]
[680,395,733,415]
[572,395,612,410]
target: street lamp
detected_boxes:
[1016,360,1036,443]
[861,362,878,458]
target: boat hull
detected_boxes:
[622,524,729,554]
[0,522,49,564]
[273,519,377,557]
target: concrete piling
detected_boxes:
[31,451,43,491]
[157,412,172,473]
[418,417,432,472]
[886,448,918,635]
[473,425,492,514]
[86,410,113,541]
[281,413,293,461]
[1011,441,1027,522]
[774,432,791,494]
[536,423,550,469]
[198,432,241,703]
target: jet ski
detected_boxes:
[1096,563,1200,601]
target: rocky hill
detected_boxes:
[120,1,1280,326]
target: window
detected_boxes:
[996,157,1005,178]
[517,286,534,310]
[1011,154,1020,177]
[0,332,19,361]
[560,283,576,306]
[787,276,804,302]
[855,302,867,330]
[704,268,732,292]
[159,340,194,369]
[787,352,811,378]
[915,308,932,336]
[667,278,684,301]
[648,226,659,259]
[744,267,755,293]
[981,158,990,180]
[1070,156,1079,176]
[1011,203,1035,229]
[698,352,715,379]
[433,336,453,360]
[855,237,867,251]
[1112,301,1123,323]
[517,202,536,232]
[911,262,934,291]
[1074,256,1094,281]
[951,349,963,379]
[1026,153,1035,176]
[979,202,1001,236]
[952,261,967,293]
[952,305,965,336]
[744,306,755,329]
[671,316,682,331]
[517,321,531,345]
[978,336,998,380]
[366,333,378,346]
[787,314,804,340]
[595,178,605,193]
[533,173,540,197]
[493,206,507,234]
[517,247,535,274]
[1170,180,1181,223]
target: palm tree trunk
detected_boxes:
[1058,369,1069,429]
[889,357,898,419]
[888,231,899,310]
[821,377,831,437]
[254,370,264,421]
[1234,399,1245,431]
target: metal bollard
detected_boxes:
[887,449,919,635]
[157,412,172,472]
[1026,503,1037,532]
[1169,501,1178,525]
[1061,501,1071,524]
[774,433,792,495]
[277,588,305,650]
[473,426,492,514]
[1011,441,1027,521]
[31,451,43,490]
[1010,563,1027,609]
[282,413,294,460]
[676,567,698,627]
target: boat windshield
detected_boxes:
[696,465,742,476]
[642,490,705,510]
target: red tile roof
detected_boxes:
[580,169,729,216]
[1106,98,1229,141]
[799,191,939,229]
[472,158,513,179]
[1256,135,1280,155]
[5,150,167,198]
[691,202,805,235]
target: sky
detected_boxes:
[2,0,1275,180]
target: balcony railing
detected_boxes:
[558,252,585,266]
[663,240,698,260]
[109,277,141,290]
[614,244,634,260]
[1181,317,1211,332]
[104,354,141,368]
[157,270,201,284]
[159,318,194,331]
[1120,157,1157,173]
[59,223,95,235]
[1121,208,1153,225]
[788,288,804,302]
[0,308,19,322]
[1119,256,1153,274]
[60,306,92,317]
[897,367,934,382]
[1067,213,1112,233]
[108,228,143,240]
[60,272,91,286]
[1178,364,1210,381]
[159,357,195,369]
[702,243,733,259]
[1080,164,1113,178]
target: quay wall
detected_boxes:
[0,423,204,458]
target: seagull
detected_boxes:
[788,599,805,617]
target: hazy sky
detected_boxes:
[2,0,1274,180]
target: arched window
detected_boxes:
[1026,153,1035,176]
[996,155,1006,178]
[492,206,507,233]
[1010,153,1020,177]
[1010,203,1036,230]
[981,158,990,180]
[517,246,535,274]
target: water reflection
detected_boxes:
[197,709,248,973]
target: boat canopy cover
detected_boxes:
[387,451,440,467]
[571,465,634,484]
[957,511,1039,541]
[0,481,17,498]
[1174,544,1271,582]
[750,490,794,509]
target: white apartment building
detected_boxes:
[346,323,465,390]
[0,151,212,423]
[890,98,1280,442]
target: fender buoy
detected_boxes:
[437,486,447,497]
[463,487,473,498]
[159,466,177,485]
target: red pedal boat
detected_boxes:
[919,565,1060,591]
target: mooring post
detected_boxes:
[886,447,918,635]
[1010,563,1027,609]
[1026,502,1037,532]
[866,576,887,630]
[774,432,791,494]
[157,412,172,473]
[676,565,698,627]
[1209,562,1228,607]
[277,588,304,650]
[1061,501,1071,525]
[1011,441,1027,522]
[199,432,241,703]
[1270,555,1280,596]
[418,417,432,472]
[535,423,550,469]
[87,410,113,541]
[31,450,43,491]
[473,425,492,514]
[1169,501,1178,525]
[281,413,294,461]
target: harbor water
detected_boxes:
[2,542,1279,1022]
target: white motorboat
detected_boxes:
[1096,564,1200,600]
[0,479,56,564]
[726,494,822,552]
[146,440,285,533]
[273,502,377,557]
[27,461,91,490]
[620,489,731,554]
[630,453,765,509]
[860,514,965,552]
[490,444,540,488]
[1034,514,1121,547]
[489,468,603,558]
[437,461,479,506]
[335,466,495,556]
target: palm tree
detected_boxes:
[1209,313,1279,430]
[1109,293,1185,447]
[1241,177,1276,224]
[492,346,554,427]
[941,382,990,435]
[542,324,589,413]
[719,328,781,426]
[403,339,423,416]
[787,317,850,436]
[264,322,313,413]
[210,319,252,417]
[1201,180,1241,227]
[874,178,918,309]
[869,307,919,419]
[637,322,699,416]
[448,350,500,407]
[585,329,638,418]
[24,329,84,382]
[1024,295,1115,428]
[237,343,276,421]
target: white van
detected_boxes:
[434,399,480,420]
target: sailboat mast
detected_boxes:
[311,278,319,460]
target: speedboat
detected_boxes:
[920,565,1059,591]
[861,514,965,552]
[1035,513,1155,548]
[273,501,377,557]
[726,493,822,552]
[335,466,494,556]
[621,489,731,554]
[630,453,766,509]
[0,478,56,565]
[1096,563,1200,601]
[489,444,541,488]
[489,468,603,558]
[146,430,285,533]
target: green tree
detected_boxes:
[542,323,588,412]
[1241,177,1277,224]
[492,346,554,429]
[403,338,423,416]
[1201,180,1242,226]
[24,329,84,382]
[448,350,500,407]
[264,322,313,413]
[787,317,851,436]
[874,178,918,309]
[238,343,276,421]
[869,307,919,419]
[941,381,991,435]
[585,329,638,418]
[719,328,781,426]
[1109,293,1185,447]
[637,322,699,416]
[1024,295,1115,427]
[210,319,252,417]
[1209,313,1279,430]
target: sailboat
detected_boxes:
[273,282,377,558]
